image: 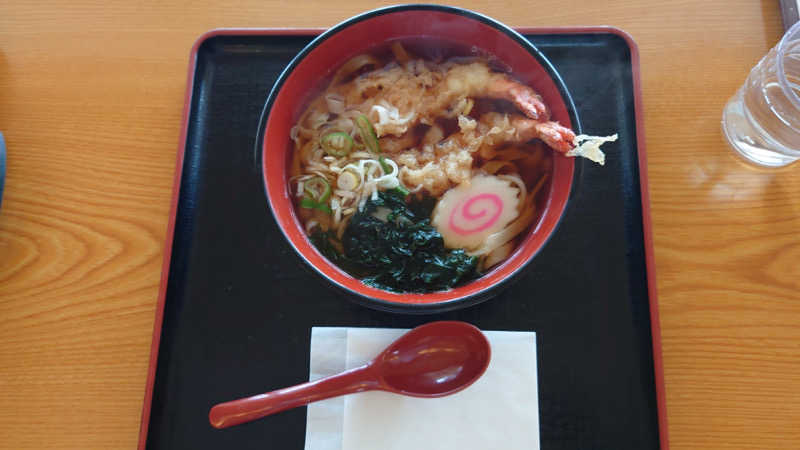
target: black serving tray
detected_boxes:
[139,28,667,450]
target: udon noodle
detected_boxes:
[288,41,615,293]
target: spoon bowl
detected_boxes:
[374,321,490,396]
[209,321,490,429]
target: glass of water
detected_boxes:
[722,21,800,167]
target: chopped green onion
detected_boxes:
[355,114,381,155]
[304,176,331,203]
[378,155,407,197]
[393,185,410,197]
[352,119,406,198]
[300,177,332,213]
[300,197,332,214]
[321,132,354,157]
[378,155,393,175]
[337,170,360,191]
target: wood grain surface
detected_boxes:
[0,1,799,449]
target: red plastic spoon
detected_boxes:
[209,321,491,429]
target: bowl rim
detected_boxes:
[256,4,583,313]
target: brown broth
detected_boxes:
[290,37,555,282]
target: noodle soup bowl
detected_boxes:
[260,5,579,313]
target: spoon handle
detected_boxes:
[209,364,379,428]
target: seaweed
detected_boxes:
[310,190,477,293]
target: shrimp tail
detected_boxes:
[486,75,550,121]
[534,121,576,153]
[504,114,575,154]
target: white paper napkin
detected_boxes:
[305,327,540,450]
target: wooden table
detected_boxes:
[1,1,798,448]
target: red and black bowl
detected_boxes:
[257,4,581,314]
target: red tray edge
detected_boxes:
[137,26,667,450]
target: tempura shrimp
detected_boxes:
[333,59,570,153]
[432,62,550,122]
[478,113,576,153]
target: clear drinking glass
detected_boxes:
[722,21,800,167]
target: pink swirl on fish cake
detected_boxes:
[448,193,504,235]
